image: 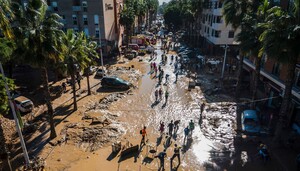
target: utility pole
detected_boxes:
[98,17,104,77]
[0,62,30,166]
[221,44,229,80]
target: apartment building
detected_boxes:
[45,0,123,55]
[199,0,239,56]
[243,55,300,133]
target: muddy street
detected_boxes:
[56,40,280,171]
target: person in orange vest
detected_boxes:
[140,126,147,148]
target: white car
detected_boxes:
[14,96,34,113]
[95,68,106,77]
[206,59,221,65]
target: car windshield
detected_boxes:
[115,78,125,82]
[244,118,257,125]
[21,101,32,107]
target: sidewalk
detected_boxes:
[266,135,300,171]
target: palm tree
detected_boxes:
[223,0,261,98]
[12,0,63,139]
[120,3,135,47]
[84,39,99,95]
[259,1,300,140]
[133,0,147,33]
[233,0,269,107]
[61,30,91,111]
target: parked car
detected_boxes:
[101,76,131,89]
[206,59,221,65]
[83,66,97,76]
[14,96,34,113]
[241,110,261,134]
[128,44,139,51]
[95,68,106,77]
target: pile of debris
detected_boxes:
[86,92,128,111]
[202,102,237,149]
[59,110,123,152]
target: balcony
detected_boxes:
[243,58,300,99]
[72,6,81,11]
[213,8,222,16]
[212,23,224,30]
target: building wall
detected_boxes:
[200,0,240,46]
[46,0,123,50]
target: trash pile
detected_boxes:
[201,102,237,149]
[60,110,123,152]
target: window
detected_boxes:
[218,2,223,8]
[84,28,89,36]
[261,54,267,69]
[211,29,214,36]
[294,69,300,88]
[82,1,87,12]
[95,28,100,38]
[73,27,79,32]
[272,62,281,77]
[73,0,80,6]
[72,15,77,25]
[94,15,99,25]
[228,31,234,38]
[214,2,218,9]
[216,16,222,23]
[83,15,88,25]
[52,2,58,11]
[215,30,221,37]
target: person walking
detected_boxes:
[159,121,165,135]
[155,149,167,171]
[168,120,174,136]
[174,120,180,133]
[175,72,179,82]
[159,88,163,100]
[189,120,195,135]
[201,103,205,114]
[77,76,81,89]
[184,126,190,143]
[140,126,147,148]
[170,144,181,168]
[165,90,169,103]
[62,81,67,93]
[155,89,159,101]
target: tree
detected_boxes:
[233,0,269,107]
[163,1,182,29]
[61,30,91,110]
[12,0,64,139]
[119,3,135,47]
[259,1,300,141]
[223,0,261,98]
[84,39,99,95]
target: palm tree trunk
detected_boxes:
[87,74,91,95]
[274,58,297,142]
[70,71,78,111]
[41,67,57,139]
[235,53,244,99]
[251,57,261,108]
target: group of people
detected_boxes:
[139,119,197,170]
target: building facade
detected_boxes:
[45,0,123,55]
[199,0,239,56]
[243,55,300,133]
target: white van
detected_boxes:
[14,96,34,113]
